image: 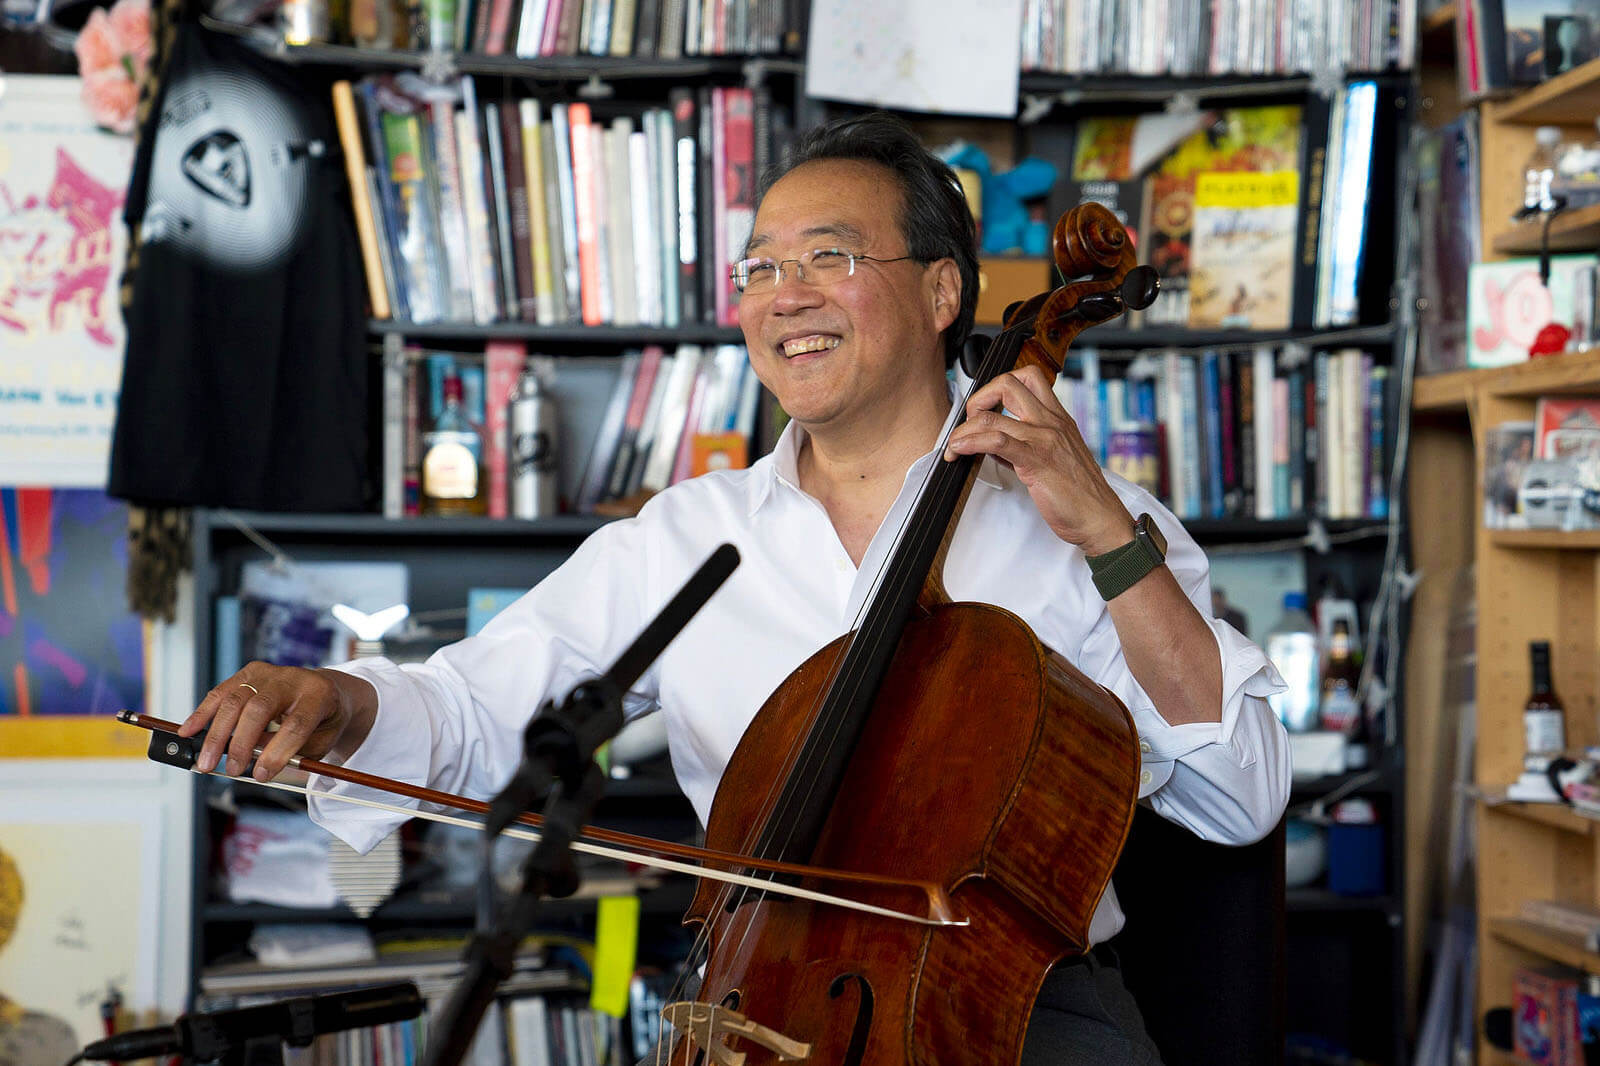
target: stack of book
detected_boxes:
[1043,84,1391,333]
[1019,0,1414,75]
[333,75,779,328]
[1056,345,1390,522]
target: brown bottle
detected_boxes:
[1524,641,1566,757]
[1319,619,1361,733]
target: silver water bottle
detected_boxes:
[509,370,558,518]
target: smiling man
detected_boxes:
[182,111,1289,1066]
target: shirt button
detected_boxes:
[1139,739,1152,753]
[1140,770,1152,785]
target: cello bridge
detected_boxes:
[660,1000,812,1065]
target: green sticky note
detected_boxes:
[590,895,641,1019]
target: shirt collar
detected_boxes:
[747,375,1008,517]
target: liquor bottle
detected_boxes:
[1524,640,1567,757]
[421,372,487,517]
[1318,619,1361,733]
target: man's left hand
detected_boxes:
[943,365,1134,556]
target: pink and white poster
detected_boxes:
[0,75,134,487]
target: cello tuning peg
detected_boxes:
[1074,292,1123,322]
[961,332,993,379]
[1120,266,1161,312]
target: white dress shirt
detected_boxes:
[311,390,1291,944]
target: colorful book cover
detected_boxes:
[1188,169,1300,329]
[1141,105,1302,328]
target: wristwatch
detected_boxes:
[1085,513,1168,602]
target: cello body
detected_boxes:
[677,602,1141,1065]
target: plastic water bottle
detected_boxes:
[1524,126,1565,213]
[1265,592,1320,732]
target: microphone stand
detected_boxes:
[421,544,740,1066]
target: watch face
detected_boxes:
[1137,514,1167,559]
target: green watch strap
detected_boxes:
[1086,536,1162,602]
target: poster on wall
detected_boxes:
[0,75,135,487]
[0,797,162,1066]
[0,488,146,758]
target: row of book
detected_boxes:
[1020,0,1415,77]
[200,957,609,1066]
[1044,82,1392,333]
[439,0,804,58]
[381,342,759,518]
[335,74,779,328]
[1056,346,1390,522]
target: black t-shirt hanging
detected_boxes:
[108,21,369,513]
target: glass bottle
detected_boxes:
[1319,619,1361,733]
[1265,592,1319,732]
[1524,640,1567,757]
[421,372,487,517]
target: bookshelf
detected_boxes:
[170,8,1420,1064]
[1411,11,1600,1039]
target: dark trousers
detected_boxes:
[1021,945,1165,1065]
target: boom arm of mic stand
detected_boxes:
[422,544,740,1066]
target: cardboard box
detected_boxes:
[975,257,1052,326]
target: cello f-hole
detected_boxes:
[826,973,874,1066]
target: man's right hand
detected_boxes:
[181,664,378,782]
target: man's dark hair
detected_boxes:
[758,111,979,368]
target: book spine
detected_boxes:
[1252,345,1275,519]
[567,104,604,325]
[550,104,584,321]
[671,88,700,323]
[519,100,558,325]
[403,353,422,515]
[482,102,522,319]
[331,80,392,320]
[1292,89,1331,330]
[605,121,637,325]
[499,104,540,321]
[629,128,663,326]
[720,86,755,328]
[1287,364,1305,514]
[428,98,476,322]
[454,80,503,323]
[381,344,404,517]
[484,341,527,518]
[1237,341,1256,517]
[1368,362,1389,519]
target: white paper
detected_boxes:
[805,0,1026,118]
[0,797,163,1049]
[0,76,135,487]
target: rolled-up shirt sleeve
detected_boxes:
[306,515,662,854]
[1075,497,1292,846]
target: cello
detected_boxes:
[658,201,1161,1066]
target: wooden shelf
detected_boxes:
[1488,529,1600,549]
[1495,55,1600,125]
[1491,203,1600,254]
[1489,916,1600,971]
[1412,348,1600,414]
[1480,794,1598,834]
[1413,368,1478,411]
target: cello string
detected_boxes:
[702,317,1032,979]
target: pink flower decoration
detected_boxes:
[74,0,152,135]
[108,0,153,66]
[81,69,140,134]
[74,9,120,75]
